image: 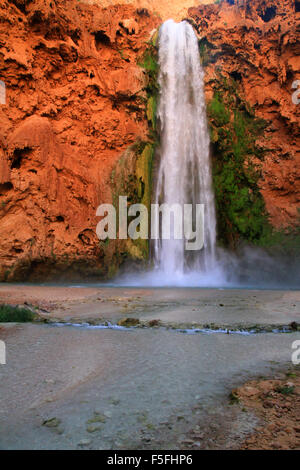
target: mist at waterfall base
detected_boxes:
[112,20,299,290]
[113,244,300,289]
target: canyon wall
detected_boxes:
[0,0,299,280]
[85,0,215,21]
[0,0,159,280]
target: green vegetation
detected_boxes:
[103,33,160,276]
[147,95,157,131]
[198,38,218,67]
[138,49,158,76]
[0,304,35,322]
[257,216,300,256]
[110,139,156,264]
[207,75,300,251]
[208,93,230,126]
[229,390,240,404]
[89,33,160,280]
[118,49,128,61]
[207,74,269,246]
[275,385,295,395]
[286,372,297,378]
[138,34,160,136]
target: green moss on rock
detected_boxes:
[207,74,269,246]
[106,40,160,269]
[110,139,155,263]
[146,95,157,131]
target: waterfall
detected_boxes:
[110,19,296,288]
[153,19,219,282]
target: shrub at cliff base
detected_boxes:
[0,304,35,322]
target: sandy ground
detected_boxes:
[0,284,299,450]
[0,284,299,329]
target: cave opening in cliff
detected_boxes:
[11,147,33,169]
[11,246,23,254]
[230,71,242,82]
[136,8,150,17]
[295,1,300,12]
[11,0,26,14]
[71,29,81,45]
[259,6,277,22]
[94,31,110,50]
[28,11,43,29]
[0,182,13,194]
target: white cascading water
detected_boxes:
[153,19,221,284]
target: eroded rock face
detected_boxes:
[0,0,159,280]
[86,0,216,22]
[189,0,300,227]
[0,0,299,281]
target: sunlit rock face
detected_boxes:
[86,0,215,22]
[0,0,159,280]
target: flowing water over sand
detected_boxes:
[0,322,299,450]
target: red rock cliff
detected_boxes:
[0,0,159,280]
[0,0,299,281]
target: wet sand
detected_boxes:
[0,322,299,450]
[0,284,299,328]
